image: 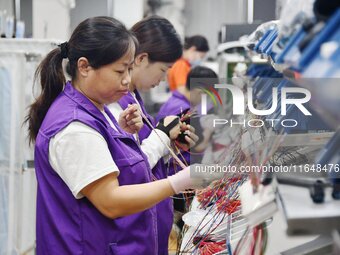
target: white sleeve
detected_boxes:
[107,102,138,140]
[49,122,119,199]
[140,129,171,169]
[107,102,122,122]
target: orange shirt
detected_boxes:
[167,58,191,91]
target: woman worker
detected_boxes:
[157,66,219,171]
[156,66,219,230]
[26,16,209,255]
[108,15,201,254]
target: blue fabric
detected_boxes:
[155,91,190,123]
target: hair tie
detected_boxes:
[58,42,69,59]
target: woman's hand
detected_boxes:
[156,116,181,139]
[119,104,143,134]
[167,164,224,194]
[176,123,199,150]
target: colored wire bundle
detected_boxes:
[176,124,282,254]
[196,179,242,215]
[198,241,226,255]
[216,199,241,214]
[178,176,244,254]
[233,223,268,255]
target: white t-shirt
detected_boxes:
[49,121,119,199]
[49,109,170,199]
[108,92,143,141]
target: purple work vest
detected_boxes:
[155,91,190,123]
[34,82,159,255]
[118,91,173,255]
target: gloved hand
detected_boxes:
[176,123,199,150]
[156,116,181,139]
[167,164,224,194]
[119,104,143,134]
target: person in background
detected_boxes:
[25,16,209,255]
[167,35,210,91]
[157,66,219,149]
[157,66,219,229]
[108,15,200,255]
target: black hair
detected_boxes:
[186,66,218,90]
[184,35,209,52]
[131,15,182,63]
[25,16,138,144]
[313,0,340,21]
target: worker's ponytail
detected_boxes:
[25,47,65,144]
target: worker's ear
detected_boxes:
[77,57,91,78]
[134,53,149,66]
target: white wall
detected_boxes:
[33,0,71,40]
[113,0,144,28]
[152,0,186,43]
[149,0,248,58]
[33,0,144,40]
[70,0,108,32]
[0,0,13,16]
[185,0,248,58]
[70,0,144,33]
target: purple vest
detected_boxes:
[35,82,159,255]
[155,91,190,123]
[118,91,173,255]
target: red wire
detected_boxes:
[199,241,225,255]
[174,141,206,157]
[251,227,257,255]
